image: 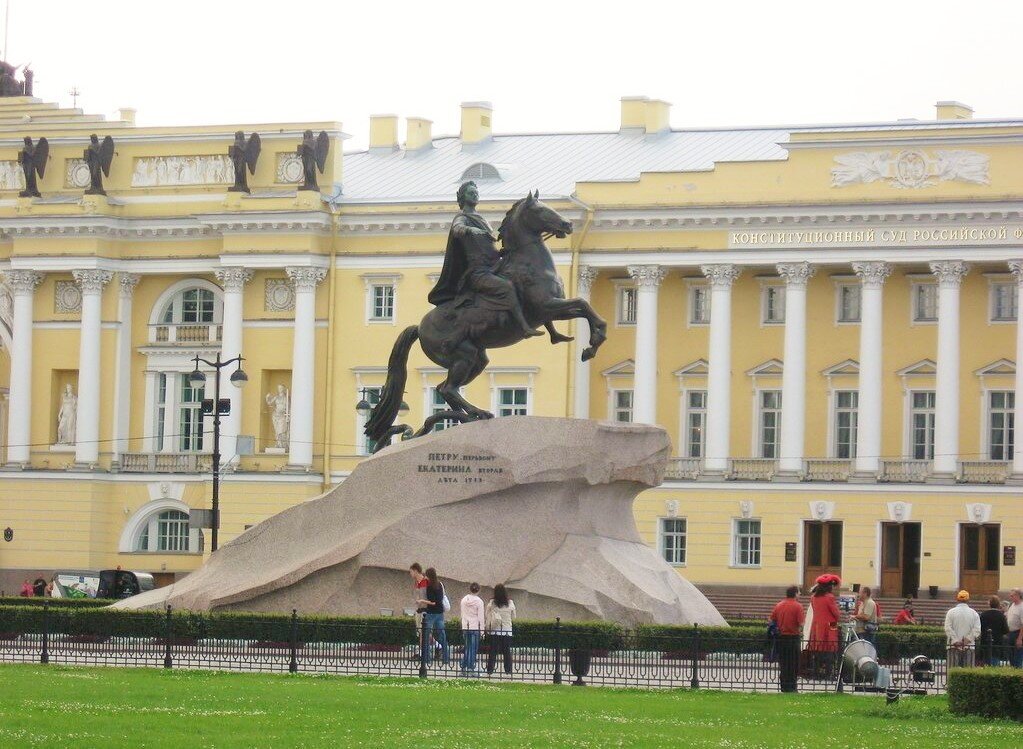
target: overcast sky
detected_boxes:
[8,1,1022,150]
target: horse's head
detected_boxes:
[499,190,573,246]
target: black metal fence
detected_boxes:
[0,603,987,693]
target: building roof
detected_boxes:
[339,117,1023,204]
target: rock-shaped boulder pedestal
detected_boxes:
[118,417,724,626]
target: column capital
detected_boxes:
[1008,259,1023,283]
[72,269,113,294]
[700,264,741,289]
[776,262,816,287]
[286,266,327,290]
[577,265,598,295]
[118,273,141,299]
[215,267,255,292]
[852,261,892,288]
[3,270,43,294]
[929,260,969,288]
[627,264,666,288]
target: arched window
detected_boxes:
[149,280,223,344]
[161,287,216,324]
[460,162,501,181]
[122,502,203,554]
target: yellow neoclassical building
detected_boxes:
[0,90,1019,600]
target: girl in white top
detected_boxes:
[485,583,516,674]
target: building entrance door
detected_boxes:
[959,524,1000,596]
[803,521,843,592]
[880,522,921,597]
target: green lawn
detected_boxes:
[0,665,1012,748]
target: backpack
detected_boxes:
[441,583,451,613]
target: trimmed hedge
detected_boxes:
[948,668,1023,721]
[0,597,114,609]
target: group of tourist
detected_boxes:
[771,577,1023,690]
[408,563,516,674]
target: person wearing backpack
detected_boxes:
[416,567,450,666]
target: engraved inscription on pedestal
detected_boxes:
[416,451,505,486]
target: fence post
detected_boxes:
[163,605,173,669]
[689,624,700,689]
[418,621,428,679]
[289,609,298,674]
[40,599,49,665]
[553,617,563,685]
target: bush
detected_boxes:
[634,624,764,653]
[0,597,113,609]
[948,668,1023,721]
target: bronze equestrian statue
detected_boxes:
[364,183,607,451]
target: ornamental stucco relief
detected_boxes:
[831,149,989,189]
[0,160,25,190]
[65,159,91,188]
[54,280,82,313]
[131,155,233,187]
[275,153,303,184]
[264,278,295,311]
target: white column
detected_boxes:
[627,265,666,425]
[72,270,113,466]
[214,267,253,467]
[111,274,140,463]
[776,263,815,475]
[573,265,598,419]
[286,266,326,468]
[930,260,969,479]
[851,262,891,477]
[4,270,42,466]
[701,264,741,474]
[1009,260,1023,479]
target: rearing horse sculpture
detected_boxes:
[365,192,607,450]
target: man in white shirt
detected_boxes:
[1005,587,1023,668]
[944,590,982,668]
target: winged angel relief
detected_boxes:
[831,150,989,189]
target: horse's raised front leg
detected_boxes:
[437,342,492,420]
[542,297,607,361]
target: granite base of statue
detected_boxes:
[116,417,724,626]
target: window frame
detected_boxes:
[658,517,688,567]
[985,389,1015,461]
[687,281,710,326]
[680,389,707,459]
[832,390,859,459]
[362,274,401,325]
[614,281,638,327]
[127,505,203,555]
[760,282,786,325]
[177,374,206,453]
[610,388,634,423]
[834,280,861,325]
[909,279,939,325]
[988,277,1018,324]
[906,389,936,460]
[756,389,783,459]
[495,386,530,417]
[732,518,762,568]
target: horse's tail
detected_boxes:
[364,325,419,444]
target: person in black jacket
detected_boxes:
[415,567,449,666]
[979,595,1009,666]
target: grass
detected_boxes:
[0,665,1015,748]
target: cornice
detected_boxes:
[338,207,587,236]
[195,211,332,235]
[782,132,1023,151]
[588,201,1023,231]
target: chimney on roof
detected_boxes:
[406,117,433,151]
[460,101,492,145]
[935,101,973,121]
[369,114,399,150]
[620,96,671,134]
[118,108,136,125]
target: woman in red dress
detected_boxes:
[805,575,841,678]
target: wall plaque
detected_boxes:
[1004,545,1016,567]
[784,542,797,562]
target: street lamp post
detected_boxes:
[189,352,248,553]
[356,388,409,454]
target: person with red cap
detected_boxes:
[805,574,842,679]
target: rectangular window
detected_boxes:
[733,519,762,567]
[358,387,382,455]
[762,285,785,324]
[991,282,1018,322]
[910,391,936,460]
[834,390,858,459]
[989,391,1016,461]
[913,283,938,322]
[617,286,637,325]
[837,284,861,323]
[155,373,167,452]
[689,285,710,325]
[497,387,528,417]
[431,388,458,431]
[613,390,634,423]
[178,375,205,452]
[759,390,782,458]
[685,390,707,458]
[371,284,395,321]
[157,512,190,552]
[659,518,687,566]
[181,288,214,324]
